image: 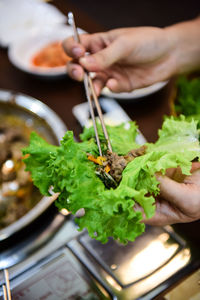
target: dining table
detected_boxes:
[0,0,200,242]
[0,0,200,298]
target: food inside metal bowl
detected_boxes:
[0,90,67,240]
[0,115,41,229]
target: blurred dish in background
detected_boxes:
[8,26,85,78]
[0,115,41,230]
[0,0,67,48]
[101,81,168,100]
[31,41,71,68]
[0,89,67,241]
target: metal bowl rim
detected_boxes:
[0,89,67,241]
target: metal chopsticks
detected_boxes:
[68,12,112,156]
[2,269,11,300]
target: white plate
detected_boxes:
[101,81,168,100]
[8,25,85,78]
[0,0,67,47]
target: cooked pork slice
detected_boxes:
[5,127,24,143]
[106,145,147,182]
[17,165,30,186]
[106,151,127,182]
[124,145,147,162]
[10,141,26,161]
[0,143,9,165]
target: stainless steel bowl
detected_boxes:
[0,89,67,241]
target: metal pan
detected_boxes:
[0,89,67,242]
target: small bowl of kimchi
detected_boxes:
[8,25,85,78]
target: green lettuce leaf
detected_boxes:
[80,121,139,155]
[174,76,200,130]
[23,132,57,195]
[23,116,200,244]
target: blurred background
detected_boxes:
[0,1,200,299]
[61,0,200,29]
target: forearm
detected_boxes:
[165,17,200,75]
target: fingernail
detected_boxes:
[94,85,100,96]
[80,56,95,65]
[75,208,85,217]
[71,69,82,81]
[107,78,118,90]
[72,47,83,57]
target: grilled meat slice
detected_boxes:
[106,145,147,182]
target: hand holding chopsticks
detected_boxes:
[68,12,112,156]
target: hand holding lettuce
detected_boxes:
[146,161,200,227]
[23,117,200,244]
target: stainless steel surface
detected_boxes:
[0,217,74,279]
[0,89,67,241]
[0,213,199,299]
[68,225,197,300]
[0,218,81,298]
[5,248,111,300]
[79,226,186,286]
[2,270,11,300]
[68,12,112,155]
[0,213,66,270]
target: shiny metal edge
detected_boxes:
[0,89,67,241]
[67,233,196,300]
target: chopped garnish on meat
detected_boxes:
[88,145,147,186]
[104,164,111,173]
[87,154,106,165]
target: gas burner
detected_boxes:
[0,218,199,300]
[0,206,67,270]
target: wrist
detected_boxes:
[164,17,200,75]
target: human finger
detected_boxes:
[160,162,200,183]
[183,168,200,186]
[145,164,200,226]
[157,174,191,205]
[67,61,84,81]
[92,72,108,95]
[63,33,107,59]
[134,197,181,226]
[75,208,85,217]
[190,161,200,172]
[106,77,134,93]
[156,173,200,218]
[79,39,126,72]
[62,36,85,58]
[143,197,183,226]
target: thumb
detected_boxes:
[79,41,124,72]
[156,174,195,208]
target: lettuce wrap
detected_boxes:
[23,116,200,244]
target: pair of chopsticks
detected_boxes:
[68,12,112,157]
[2,269,11,300]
